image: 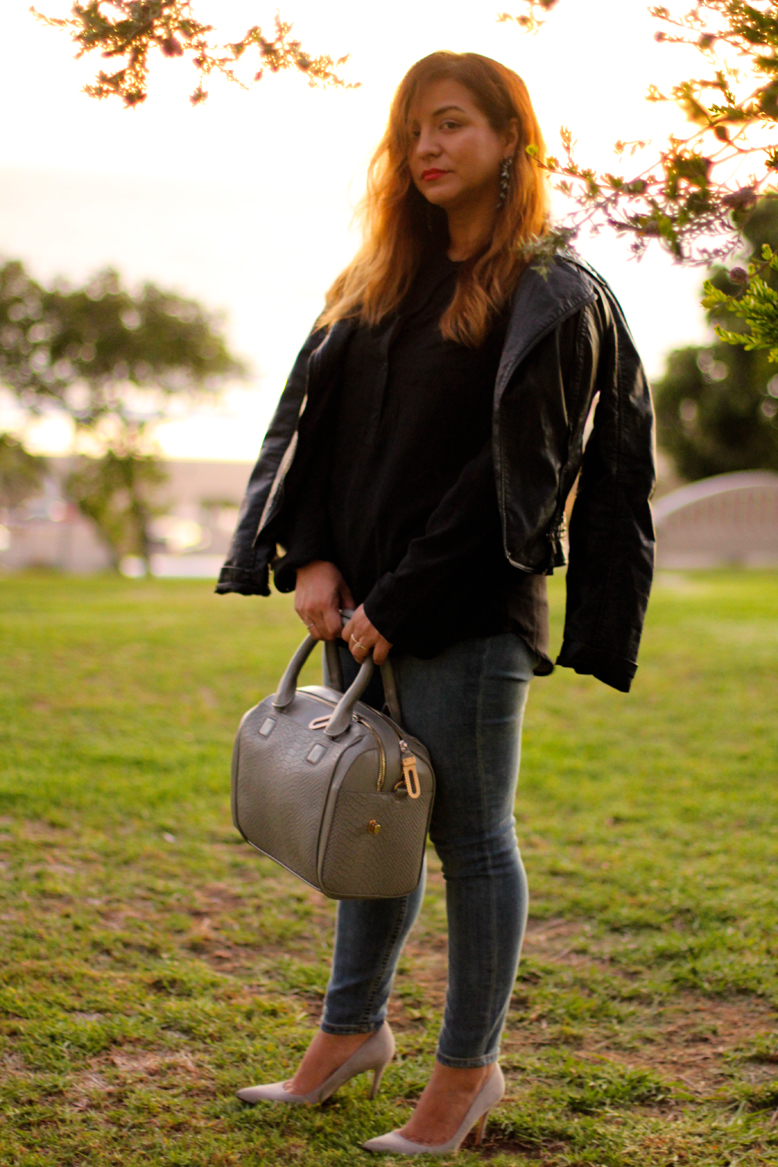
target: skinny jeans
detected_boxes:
[320,632,535,1068]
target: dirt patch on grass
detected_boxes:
[58,1050,215,1112]
[579,995,778,1093]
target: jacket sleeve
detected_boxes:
[363,440,498,642]
[556,288,656,692]
[215,325,326,596]
[271,426,337,593]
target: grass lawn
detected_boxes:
[1,569,777,1166]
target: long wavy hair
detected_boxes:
[318,51,549,347]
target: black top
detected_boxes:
[274,250,551,670]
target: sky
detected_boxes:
[0,0,713,461]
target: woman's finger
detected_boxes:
[348,625,378,661]
[340,582,356,611]
[321,605,344,641]
[372,636,392,665]
[341,609,361,645]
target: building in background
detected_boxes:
[652,471,778,569]
[0,458,252,579]
[2,461,777,577]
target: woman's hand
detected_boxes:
[342,605,393,666]
[295,561,355,641]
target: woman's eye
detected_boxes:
[441,120,460,131]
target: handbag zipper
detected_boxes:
[397,739,421,799]
[377,707,425,801]
[359,716,387,792]
[304,692,387,793]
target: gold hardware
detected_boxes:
[354,716,386,791]
[367,819,381,834]
[401,756,421,799]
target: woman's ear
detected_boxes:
[503,117,520,159]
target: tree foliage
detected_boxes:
[0,433,47,512]
[503,0,778,389]
[32,2,355,107]
[0,259,243,565]
[655,197,778,479]
[509,0,778,265]
[703,240,778,357]
[0,260,243,428]
[66,447,167,567]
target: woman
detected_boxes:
[218,51,655,1155]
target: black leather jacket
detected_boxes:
[217,254,656,693]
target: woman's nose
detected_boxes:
[415,129,440,159]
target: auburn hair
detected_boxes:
[318,51,550,347]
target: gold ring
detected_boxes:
[351,636,367,651]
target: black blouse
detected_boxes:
[274,250,551,670]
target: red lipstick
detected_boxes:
[421,168,447,181]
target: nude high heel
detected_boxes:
[236,1023,395,1106]
[362,1062,505,1156]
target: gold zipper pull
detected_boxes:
[401,754,421,799]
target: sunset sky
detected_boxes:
[0,1,715,460]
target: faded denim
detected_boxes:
[319,632,535,1068]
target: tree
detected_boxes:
[66,447,167,568]
[32,2,355,107]
[654,197,778,479]
[0,259,244,565]
[505,1,778,362]
[507,1,778,262]
[0,433,47,513]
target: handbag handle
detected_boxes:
[272,610,402,733]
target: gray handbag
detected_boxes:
[231,631,435,899]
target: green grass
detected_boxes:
[1,569,777,1166]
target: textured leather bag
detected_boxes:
[231,631,435,899]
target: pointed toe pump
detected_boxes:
[362,1062,505,1156]
[236,1023,395,1106]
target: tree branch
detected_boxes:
[31,2,357,107]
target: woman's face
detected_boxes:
[407,78,517,213]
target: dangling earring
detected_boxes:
[497,156,513,208]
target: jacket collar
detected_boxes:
[495,254,598,404]
[307,317,356,387]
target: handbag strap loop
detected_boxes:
[338,608,403,726]
[272,610,403,730]
[324,657,375,738]
[272,634,318,709]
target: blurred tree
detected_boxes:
[33,2,355,107]
[0,259,244,565]
[655,197,778,480]
[66,448,167,568]
[0,433,47,512]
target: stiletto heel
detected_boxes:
[237,1023,395,1106]
[369,1065,385,1100]
[363,1063,505,1156]
[474,1109,490,1146]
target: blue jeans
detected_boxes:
[320,633,535,1068]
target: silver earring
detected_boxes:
[497,157,513,208]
